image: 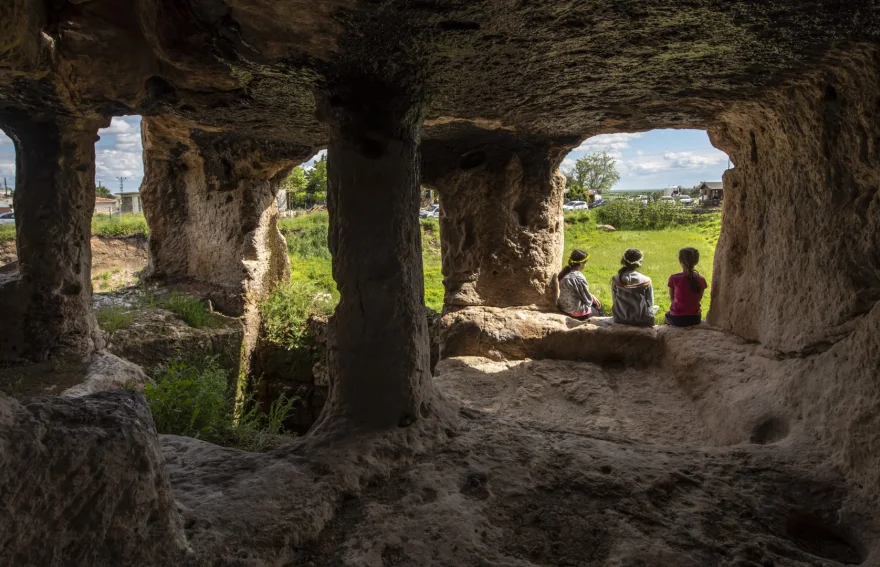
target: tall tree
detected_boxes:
[95,183,113,198]
[571,151,620,195]
[305,154,328,197]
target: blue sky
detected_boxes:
[562,129,730,191]
[0,118,728,193]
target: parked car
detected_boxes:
[562,200,588,212]
[0,212,14,225]
[660,196,676,204]
[419,204,440,218]
[588,198,607,209]
[677,195,694,205]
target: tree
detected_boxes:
[570,151,620,197]
[95,183,112,198]
[305,155,327,196]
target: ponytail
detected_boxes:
[679,247,701,292]
[558,265,573,281]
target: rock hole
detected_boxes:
[785,513,864,564]
[459,150,486,170]
[749,416,789,444]
[419,401,430,418]
[513,199,532,227]
[381,544,405,566]
[461,471,490,500]
[824,84,838,102]
[749,131,759,164]
[439,20,481,31]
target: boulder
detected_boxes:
[61,351,149,398]
[0,390,188,567]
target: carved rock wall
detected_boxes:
[140,116,298,316]
[0,113,107,361]
[422,134,570,309]
[708,46,880,353]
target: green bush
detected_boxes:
[160,293,221,328]
[595,199,700,230]
[260,280,335,349]
[0,224,14,244]
[95,305,135,333]
[145,357,297,450]
[92,213,149,237]
[280,211,331,259]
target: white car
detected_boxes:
[562,200,588,212]
[677,195,694,205]
[419,204,440,219]
[0,212,14,225]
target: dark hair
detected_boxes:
[617,248,644,277]
[679,247,701,292]
[558,249,589,281]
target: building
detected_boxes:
[94,196,118,215]
[117,191,143,214]
[697,181,723,204]
[663,185,683,197]
[0,198,11,214]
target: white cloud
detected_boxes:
[96,118,143,188]
[626,150,725,174]
[575,133,643,154]
[0,162,15,176]
[0,133,12,146]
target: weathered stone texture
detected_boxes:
[0,391,187,567]
[0,113,107,361]
[708,46,880,353]
[140,116,299,316]
[422,134,569,309]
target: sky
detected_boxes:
[562,129,730,191]
[0,118,728,194]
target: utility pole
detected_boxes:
[3,177,7,196]
[116,176,127,192]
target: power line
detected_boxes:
[116,176,127,192]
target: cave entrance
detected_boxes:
[91,116,148,296]
[0,128,16,270]
[559,129,730,325]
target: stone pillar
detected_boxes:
[707,47,880,353]
[421,132,569,309]
[0,111,108,361]
[314,90,434,432]
[140,116,300,316]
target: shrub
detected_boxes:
[0,224,14,244]
[95,305,135,333]
[160,292,221,328]
[260,280,335,349]
[92,213,149,237]
[595,199,700,230]
[145,357,297,450]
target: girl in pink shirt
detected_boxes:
[665,247,707,327]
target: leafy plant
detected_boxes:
[92,213,149,237]
[595,198,702,230]
[95,306,135,333]
[260,280,335,349]
[144,357,297,450]
[0,224,14,244]
[159,293,220,328]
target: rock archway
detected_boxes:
[1,0,880,564]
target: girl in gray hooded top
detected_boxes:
[557,249,603,320]
[611,248,657,327]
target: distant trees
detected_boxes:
[283,154,328,209]
[95,183,113,198]
[564,151,620,200]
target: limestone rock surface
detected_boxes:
[0,391,187,567]
[61,351,149,397]
[440,306,662,364]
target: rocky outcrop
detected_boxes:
[440,306,663,364]
[708,46,880,354]
[0,113,108,361]
[0,390,188,567]
[422,131,570,309]
[60,351,149,398]
[140,116,303,316]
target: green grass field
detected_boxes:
[280,210,721,323]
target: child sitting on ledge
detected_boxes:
[557,249,604,321]
[611,248,657,327]
[664,247,708,327]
